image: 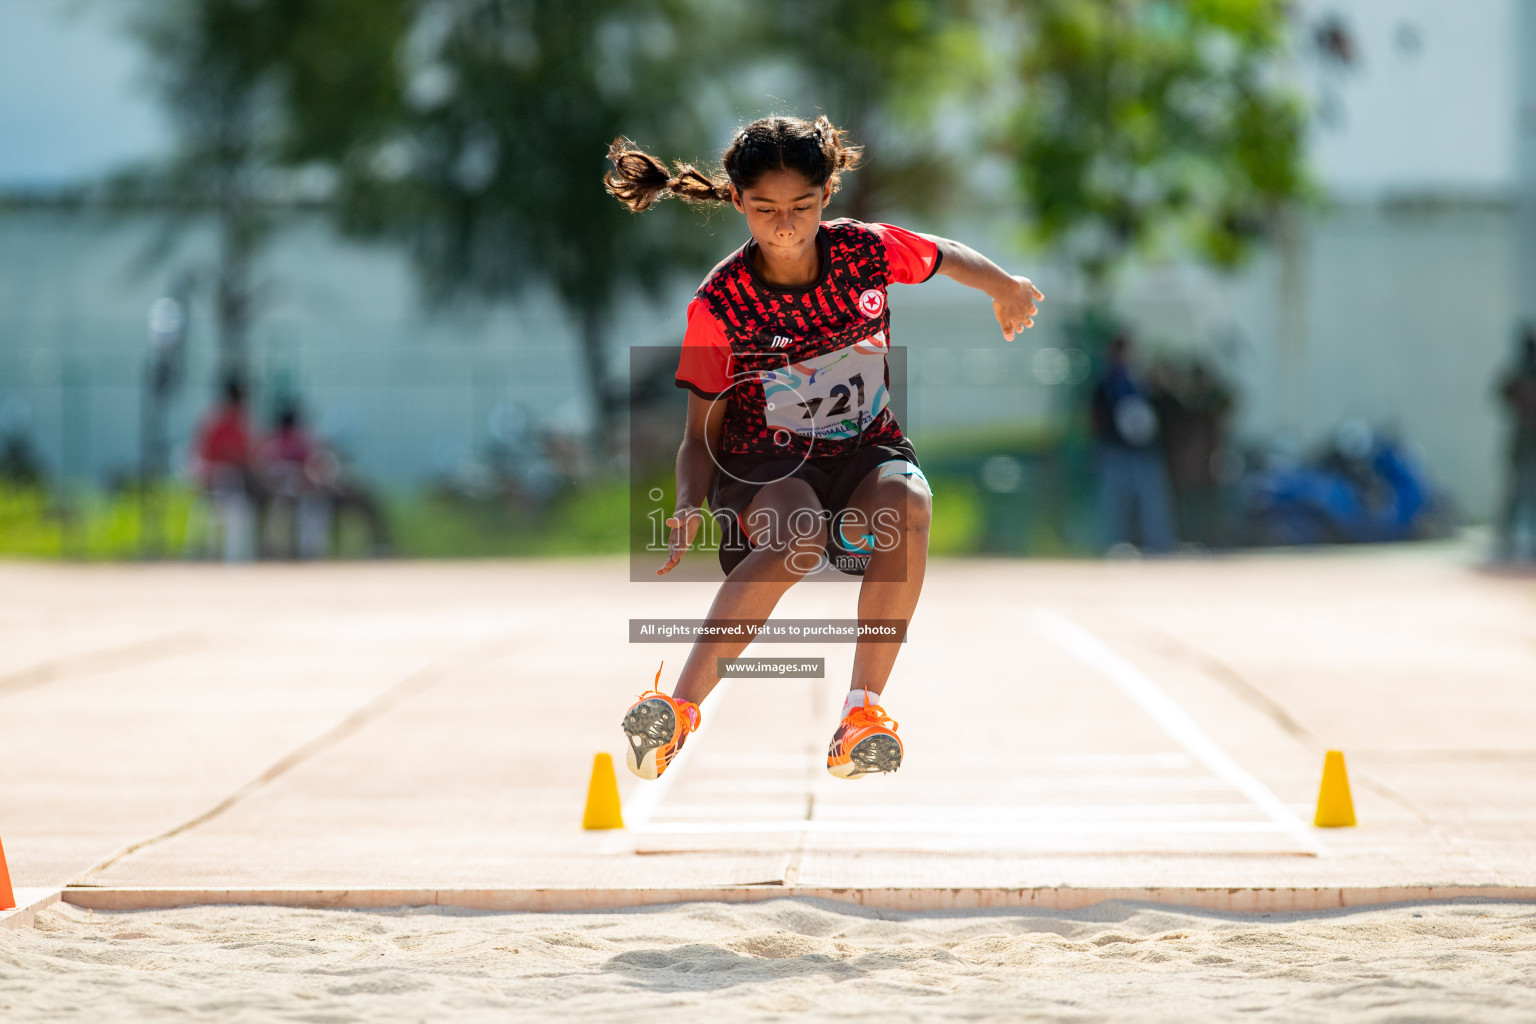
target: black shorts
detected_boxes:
[707,437,922,578]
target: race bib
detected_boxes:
[759,336,890,441]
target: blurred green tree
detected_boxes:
[760,0,985,222]
[1002,0,1309,306]
[315,0,726,458]
[113,0,410,381]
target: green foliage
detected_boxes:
[124,0,412,186]
[0,485,199,560]
[278,0,414,166]
[925,474,985,555]
[756,0,987,221]
[0,487,63,557]
[112,0,414,376]
[330,0,716,295]
[387,481,631,558]
[1002,0,1310,293]
[317,0,729,447]
[0,480,633,560]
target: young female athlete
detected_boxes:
[605,115,1042,782]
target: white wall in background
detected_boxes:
[1297,0,1519,198]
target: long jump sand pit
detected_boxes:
[6,897,1535,1022]
[1,549,1534,1018]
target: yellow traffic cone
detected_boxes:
[582,753,624,830]
[1314,749,1357,827]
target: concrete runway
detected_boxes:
[2,548,1533,922]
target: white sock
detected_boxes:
[841,689,880,718]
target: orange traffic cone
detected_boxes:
[0,833,15,911]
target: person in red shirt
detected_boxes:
[257,401,334,560]
[605,115,1043,781]
[194,378,252,481]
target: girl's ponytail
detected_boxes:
[604,138,732,212]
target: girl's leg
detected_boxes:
[842,465,932,698]
[671,477,828,705]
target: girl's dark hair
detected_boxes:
[604,115,862,213]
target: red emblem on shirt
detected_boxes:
[857,288,885,318]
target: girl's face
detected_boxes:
[731,168,833,265]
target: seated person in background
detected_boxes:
[258,400,334,560]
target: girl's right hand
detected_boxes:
[991,275,1044,341]
[658,506,706,575]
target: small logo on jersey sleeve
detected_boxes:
[857,289,886,318]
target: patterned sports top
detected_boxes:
[675,218,942,458]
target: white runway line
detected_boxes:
[653,803,1280,821]
[1031,608,1320,854]
[639,820,1293,836]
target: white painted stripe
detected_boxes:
[693,777,1254,797]
[688,752,813,769]
[994,777,1243,793]
[1032,608,1320,854]
[639,819,1292,836]
[686,779,822,795]
[653,803,1275,821]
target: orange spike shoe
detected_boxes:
[621,663,701,781]
[826,703,902,779]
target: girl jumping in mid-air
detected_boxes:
[605,115,1042,781]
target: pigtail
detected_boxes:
[812,116,862,196]
[604,138,732,212]
[667,164,733,205]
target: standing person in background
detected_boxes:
[1496,326,1536,563]
[1090,333,1176,555]
[191,377,256,562]
[1157,358,1235,548]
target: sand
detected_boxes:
[2,898,1533,1022]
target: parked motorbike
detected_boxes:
[1241,422,1456,546]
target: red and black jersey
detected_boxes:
[675,218,942,458]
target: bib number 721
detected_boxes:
[795,373,865,420]
[760,342,889,441]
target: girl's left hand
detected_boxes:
[991,276,1044,341]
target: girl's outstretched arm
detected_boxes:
[929,237,1044,342]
